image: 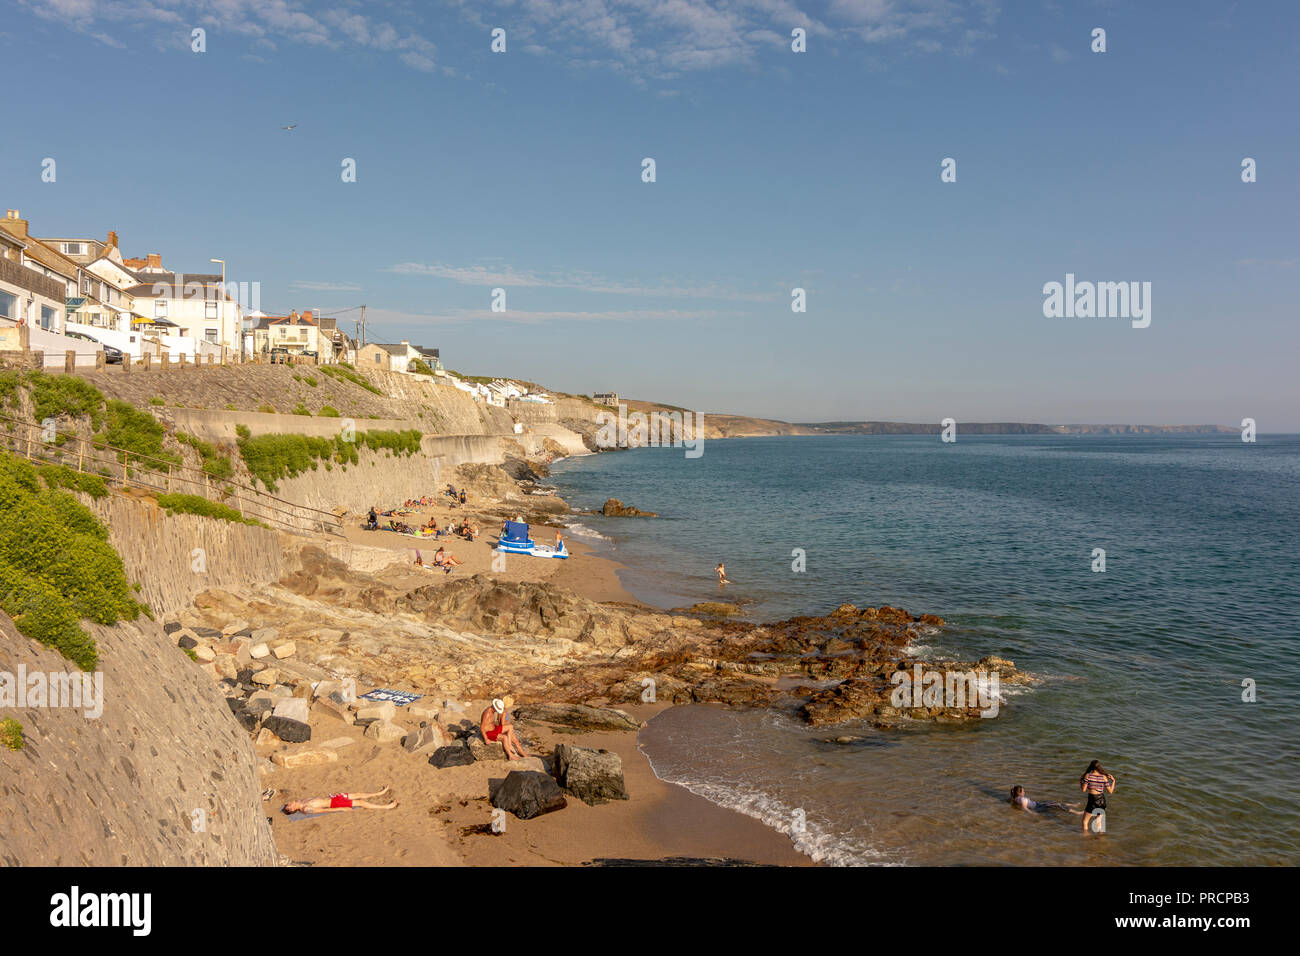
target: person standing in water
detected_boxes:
[1080,760,1116,833]
[715,562,729,584]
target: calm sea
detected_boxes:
[549,434,1300,866]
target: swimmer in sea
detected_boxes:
[1009,784,1081,815]
[715,562,729,585]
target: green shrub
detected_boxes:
[155,492,260,526]
[37,463,108,499]
[149,397,164,406]
[22,371,105,428]
[236,428,420,491]
[359,429,423,456]
[176,432,234,480]
[258,404,276,414]
[320,365,382,395]
[95,399,179,466]
[224,403,237,411]
[0,371,22,407]
[301,375,318,387]
[0,452,143,669]
[0,718,22,751]
[318,405,340,417]
[410,359,434,376]
[292,404,311,416]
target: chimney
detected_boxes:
[107,230,118,248]
[3,210,28,238]
[147,253,161,269]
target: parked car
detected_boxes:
[64,330,123,364]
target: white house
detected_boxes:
[123,254,242,359]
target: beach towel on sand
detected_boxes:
[358,688,423,706]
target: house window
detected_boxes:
[205,299,218,320]
[41,306,58,330]
[204,328,218,343]
[0,290,16,320]
[180,328,190,337]
[155,299,168,318]
[64,243,83,256]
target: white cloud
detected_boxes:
[388,261,779,303]
[291,279,362,292]
[17,0,438,70]
[367,306,731,327]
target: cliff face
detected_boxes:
[0,611,277,866]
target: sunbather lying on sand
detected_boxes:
[480,697,528,760]
[282,787,397,813]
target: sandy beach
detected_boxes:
[266,700,811,867]
[260,490,812,866]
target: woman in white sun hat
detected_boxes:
[479,695,528,760]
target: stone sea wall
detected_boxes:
[89,495,286,620]
[0,612,278,866]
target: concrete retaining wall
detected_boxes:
[89,494,285,620]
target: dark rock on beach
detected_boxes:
[554,744,628,805]
[514,703,643,733]
[490,770,568,820]
[430,742,476,768]
[263,716,312,743]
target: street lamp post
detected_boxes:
[210,258,225,361]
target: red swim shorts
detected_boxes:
[329,793,352,809]
[485,727,503,742]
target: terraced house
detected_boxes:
[248,309,336,362]
[122,252,242,361]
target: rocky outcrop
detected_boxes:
[601,498,657,517]
[186,541,1030,732]
[554,744,628,805]
[515,703,643,733]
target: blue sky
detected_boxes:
[3,0,1297,427]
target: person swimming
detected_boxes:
[1010,784,1039,811]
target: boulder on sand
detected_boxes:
[513,703,643,733]
[402,722,447,755]
[466,733,507,762]
[271,697,310,722]
[490,770,568,820]
[554,744,628,805]
[263,716,312,744]
[430,742,476,768]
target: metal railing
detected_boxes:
[0,412,343,537]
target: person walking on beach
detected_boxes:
[1079,760,1116,833]
[480,697,529,760]
[715,562,729,585]
[282,786,397,813]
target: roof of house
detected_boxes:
[125,277,235,301]
[0,221,80,279]
[367,343,410,355]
